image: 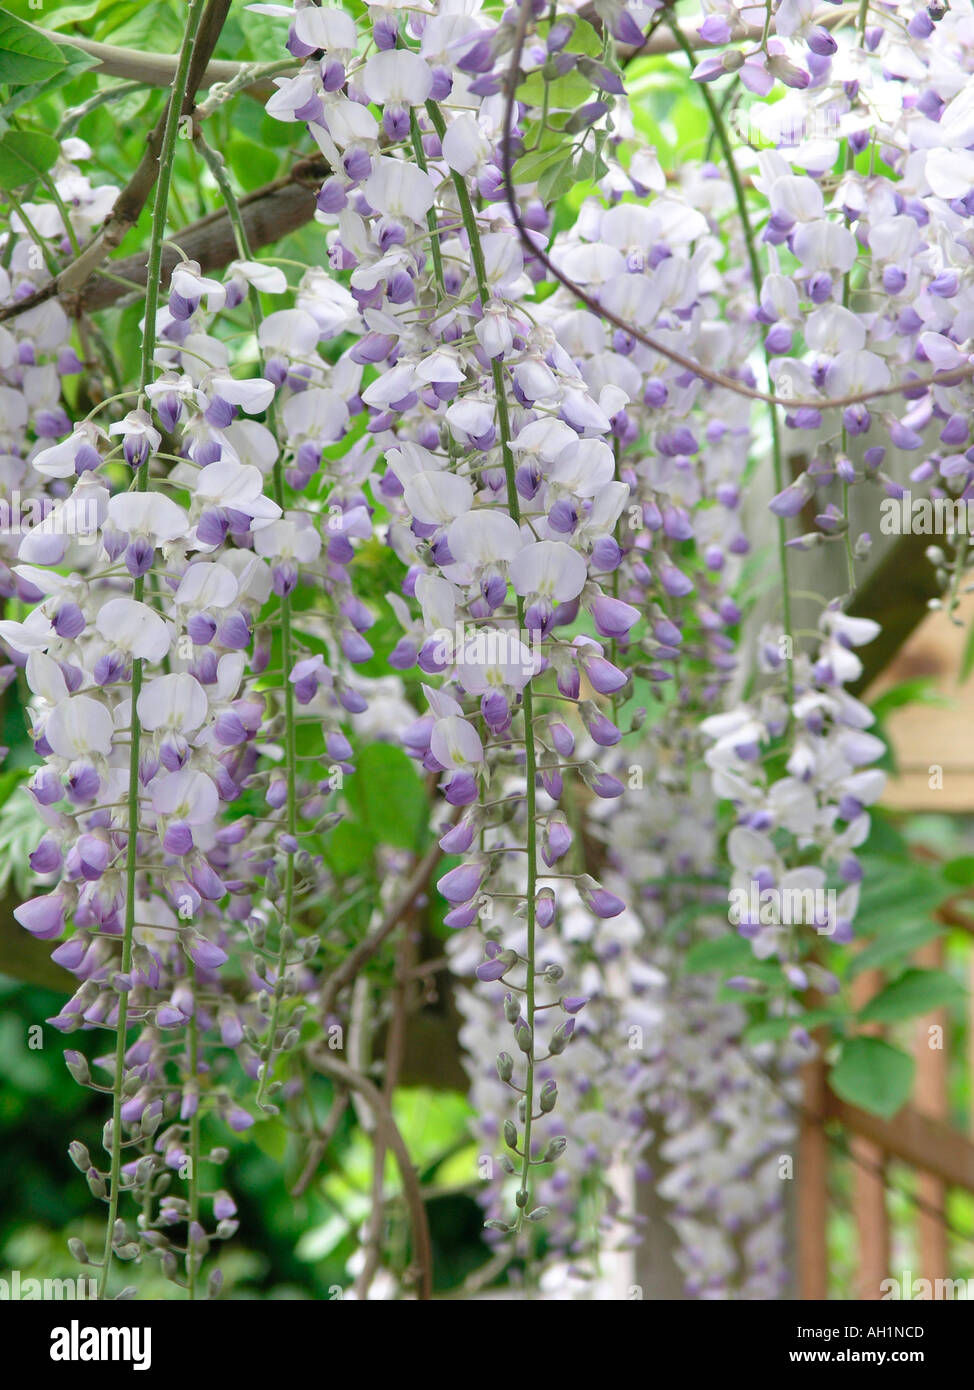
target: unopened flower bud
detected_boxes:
[68,1140,91,1172]
[65,1050,91,1085]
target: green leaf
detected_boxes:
[848,922,945,978]
[0,765,29,811]
[869,676,948,721]
[744,1009,845,1046]
[113,299,144,375]
[859,968,965,1025]
[861,812,907,859]
[573,146,609,183]
[942,854,974,886]
[519,70,593,112]
[226,135,279,192]
[685,934,751,975]
[345,743,428,852]
[714,961,785,1000]
[0,127,58,187]
[661,899,720,942]
[961,619,974,684]
[537,155,575,204]
[512,145,568,185]
[830,1038,915,1119]
[855,858,946,935]
[0,8,66,86]
[10,2,105,31]
[250,1117,288,1161]
[323,819,374,878]
[669,94,710,160]
[565,16,603,57]
[0,41,96,118]
[392,1088,474,1170]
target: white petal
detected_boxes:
[446,510,522,566]
[211,375,275,414]
[364,158,435,223]
[230,259,288,294]
[175,562,240,608]
[47,695,113,757]
[294,6,357,51]
[430,714,483,769]
[403,471,473,525]
[362,50,432,105]
[96,598,170,661]
[138,672,209,733]
[509,540,587,602]
[442,113,487,175]
[108,492,189,541]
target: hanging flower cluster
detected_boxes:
[1,114,362,1291]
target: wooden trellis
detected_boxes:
[794,602,974,1298]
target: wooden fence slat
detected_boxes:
[798,1056,830,1298]
[851,965,890,1299]
[914,938,950,1282]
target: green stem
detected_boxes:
[669,23,794,707]
[194,56,296,121]
[409,108,446,295]
[98,0,206,1302]
[57,80,149,139]
[187,966,201,1300]
[40,172,82,258]
[426,99,538,1231]
[838,0,873,596]
[196,136,297,1112]
[6,191,60,277]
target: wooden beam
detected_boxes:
[826,1094,974,1192]
[80,168,324,315]
[850,530,940,696]
[44,29,267,93]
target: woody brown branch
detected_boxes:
[79,162,327,314]
[0,160,327,324]
[1,0,233,325]
[38,4,859,87]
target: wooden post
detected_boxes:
[970,942,974,1143]
[914,938,950,1282]
[797,1054,829,1298]
[850,965,890,1299]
